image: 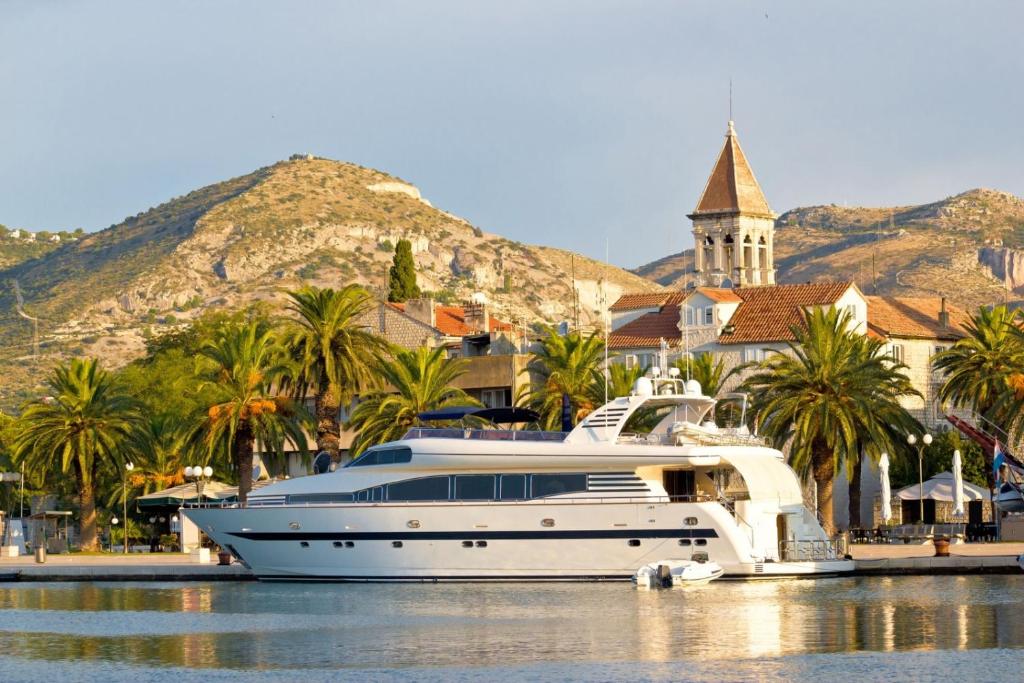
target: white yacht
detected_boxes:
[185,375,853,581]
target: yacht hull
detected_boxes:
[184,500,854,581]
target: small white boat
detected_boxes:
[633,559,724,588]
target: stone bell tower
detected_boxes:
[688,121,777,287]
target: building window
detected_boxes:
[481,389,510,409]
[890,344,905,364]
[743,348,765,363]
[703,306,714,326]
[684,307,695,327]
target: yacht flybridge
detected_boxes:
[184,375,854,581]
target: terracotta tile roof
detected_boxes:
[689,121,774,218]
[608,305,681,350]
[609,291,685,312]
[694,287,742,303]
[388,303,513,337]
[718,281,855,345]
[866,296,969,340]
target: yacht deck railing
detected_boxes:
[778,539,844,562]
[402,428,567,442]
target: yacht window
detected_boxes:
[386,476,451,502]
[347,446,413,468]
[356,489,369,502]
[531,474,587,498]
[694,539,708,546]
[455,475,496,501]
[499,474,527,500]
[287,493,355,504]
[678,539,692,546]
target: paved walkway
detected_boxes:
[850,542,1024,559]
[0,552,254,581]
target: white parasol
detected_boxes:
[952,449,965,517]
[880,452,892,524]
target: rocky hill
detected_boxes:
[0,156,659,405]
[635,189,1024,311]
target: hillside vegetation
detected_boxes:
[0,156,658,406]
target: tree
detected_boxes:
[387,239,421,302]
[347,346,479,455]
[13,359,143,550]
[519,328,605,430]
[672,352,737,398]
[283,285,390,460]
[741,307,921,535]
[603,362,647,400]
[934,305,1023,498]
[191,320,312,503]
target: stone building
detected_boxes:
[690,121,776,287]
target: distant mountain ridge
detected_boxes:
[634,188,1024,311]
[0,156,659,406]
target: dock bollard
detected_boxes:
[34,546,46,564]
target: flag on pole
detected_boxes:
[994,441,1005,486]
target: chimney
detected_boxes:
[405,298,436,329]
[463,301,490,334]
[938,297,950,329]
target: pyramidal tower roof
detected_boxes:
[688,121,775,219]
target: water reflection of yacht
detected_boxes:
[185,375,854,580]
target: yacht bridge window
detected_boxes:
[347,447,413,468]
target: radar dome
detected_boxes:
[684,379,703,396]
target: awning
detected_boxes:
[895,472,991,502]
[136,481,237,508]
[136,479,282,508]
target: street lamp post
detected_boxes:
[907,433,933,522]
[184,466,214,506]
[122,462,134,554]
[110,516,119,553]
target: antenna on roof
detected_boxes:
[729,77,733,121]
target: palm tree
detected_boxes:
[934,305,1023,496]
[741,307,921,535]
[347,346,479,456]
[602,362,647,400]
[13,358,143,550]
[127,414,191,496]
[192,320,312,503]
[519,328,605,430]
[672,352,737,397]
[283,285,390,460]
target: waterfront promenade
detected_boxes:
[0,553,253,581]
[0,543,1020,581]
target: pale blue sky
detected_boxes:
[1,1,1022,267]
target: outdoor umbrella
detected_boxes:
[880,452,892,523]
[952,449,965,517]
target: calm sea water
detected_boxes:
[0,576,1022,682]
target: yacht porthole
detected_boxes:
[289,521,301,530]
[299,541,309,548]
[461,541,473,548]
[678,539,692,546]
[694,539,708,546]
[684,517,698,526]
[392,541,403,548]
[475,541,487,548]
[628,539,641,547]
[541,518,555,528]
[407,520,421,529]
[333,541,343,548]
